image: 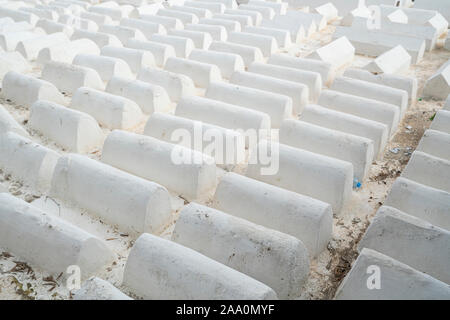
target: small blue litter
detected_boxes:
[353,178,362,189]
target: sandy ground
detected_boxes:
[0,22,449,299]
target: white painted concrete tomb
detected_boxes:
[363,45,412,75]
[0,193,114,279]
[331,76,408,116]
[385,177,450,231]
[101,130,217,200]
[206,81,292,127]
[209,40,263,67]
[144,112,245,167]
[101,45,156,73]
[423,60,450,100]
[0,132,59,192]
[74,277,132,300]
[300,104,389,160]
[37,38,100,65]
[73,53,133,82]
[246,140,353,213]
[71,29,123,48]
[188,48,244,79]
[229,71,308,115]
[185,23,227,41]
[164,56,222,88]
[138,68,196,102]
[126,38,176,67]
[318,89,400,136]
[213,172,333,257]
[0,104,29,137]
[29,100,104,153]
[430,110,450,135]
[335,248,450,300]
[41,61,104,93]
[402,151,450,193]
[2,71,65,108]
[280,119,374,182]
[70,87,143,130]
[172,202,310,299]
[343,68,418,104]
[122,233,278,300]
[175,96,271,134]
[308,36,355,70]
[248,62,322,102]
[168,29,213,50]
[50,154,172,234]
[358,206,450,284]
[416,129,450,162]
[106,77,171,114]
[268,54,334,85]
